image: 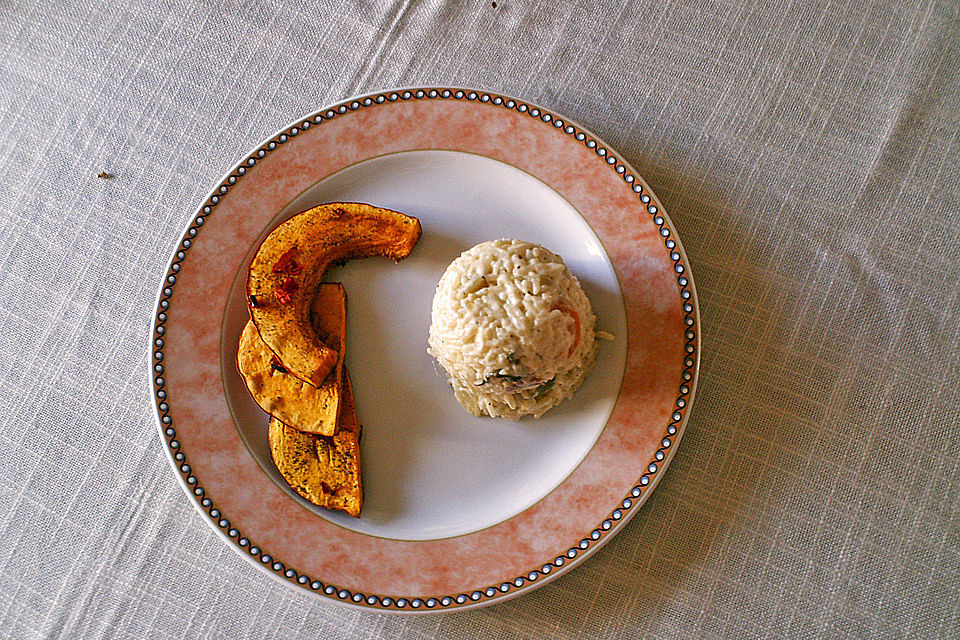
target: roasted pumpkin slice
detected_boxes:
[237,283,346,436]
[269,373,363,516]
[247,202,421,386]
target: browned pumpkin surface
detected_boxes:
[237,283,346,436]
[247,202,421,386]
[268,373,363,517]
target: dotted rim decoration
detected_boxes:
[149,87,700,613]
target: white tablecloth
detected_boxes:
[2,1,958,638]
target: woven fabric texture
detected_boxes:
[1,0,958,638]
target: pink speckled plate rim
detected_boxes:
[148,87,700,613]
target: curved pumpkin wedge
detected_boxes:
[237,283,346,436]
[269,373,362,517]
[247,202,421,386]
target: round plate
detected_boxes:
[150,87,700,612]
[223,150,629,541]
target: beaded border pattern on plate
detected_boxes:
[151,88,698,611]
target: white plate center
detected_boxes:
[223,150,626,540]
